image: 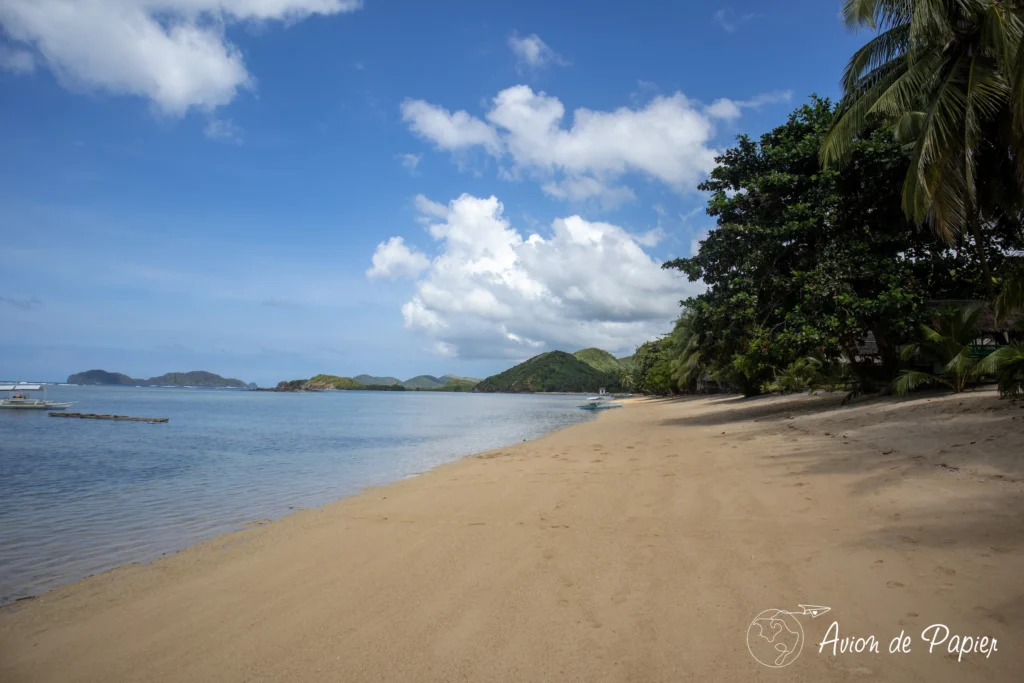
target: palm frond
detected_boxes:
[976,343,1024,398]
[994,271,1024,322]
[899,342,922,360]
[842,24,911,91]
[891,369,950,395]
[841,0,880,29]
[822,58,908,167]
[1014,20,1024,140]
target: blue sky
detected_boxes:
[0,1,865,385]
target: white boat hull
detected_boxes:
[0,401,75,410]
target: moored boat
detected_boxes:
[0,384,75,410]
[578,396,623,411]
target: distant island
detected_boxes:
[267,348,635,395]
[267,373,481,393]
[67,370,250,389]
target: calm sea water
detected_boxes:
[0,385,593,604]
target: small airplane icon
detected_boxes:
[786,604,832,618]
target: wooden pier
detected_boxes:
[49,412,169,423]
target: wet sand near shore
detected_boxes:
[2,391,1023,682]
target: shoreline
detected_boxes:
[3,391,1023,682]
[0,401,599,607]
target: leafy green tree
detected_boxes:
[821,0,1024,299]
[666,98,998,396]
[631,338,676,395]
[892,303,985,393]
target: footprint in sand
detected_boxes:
[886,581,905,588]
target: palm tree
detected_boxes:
[620,371,634,391]
[994,268,1024,322]
[821,0,1024,300]
[667,311,707,392]
[977,343,1024,396]
[892,303,985,394]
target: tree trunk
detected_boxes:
[966,195,997,301]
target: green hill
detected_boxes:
[305,374,364,390]
[67,370,136,385]
[617,355,635,372]
[402,375,446,389]
[354,374,402,386]
[473,351,621,393]
[68,369,246,387]
[573,348,624,374]
[441,374,480,384]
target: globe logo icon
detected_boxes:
[747,608,805,667]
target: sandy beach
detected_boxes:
[2,391,1023,682]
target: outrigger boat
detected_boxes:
[0,384,75,410]
[578,395,623,411]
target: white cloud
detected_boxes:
[541,176,636,209]
[414,193,449,220]
[366,236,430,280]
[708,90,792,120]
[508,32,567,71]
[400,98,503,155]
[373,193,700,360]
[0,45,35,74]
[204,117,242,143]
[634,227,666,247]
[400,153,422,174]
[0,0,362,114]
[403,85,743,204]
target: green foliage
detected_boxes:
[275,379,309,391]
[978,343,1024,398]
[573,348,625,374]
[891,304,985,394]
[353,374,402,386]
[418,379,477,392]
[473,351,621,393]
[67,369,246,387]
[401,375,447,389]
[306,374,364,390]
[822,0,1024,296]
[663,98,1007,397]
[631,338,677,395]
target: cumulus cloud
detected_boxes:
[372,193,700,360]
[0,45,35,74]
[366,236,430,280]
[204,117,242,142]
[0,0,362,114]
[400,98,503,155]
[402,85,738,204]
[508,32,567,71]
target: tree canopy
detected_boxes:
[660,97,1018,396]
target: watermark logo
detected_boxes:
[746,604,831,668]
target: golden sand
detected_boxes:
[2,391,1023,682]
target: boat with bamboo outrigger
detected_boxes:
[0,383,74,410]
